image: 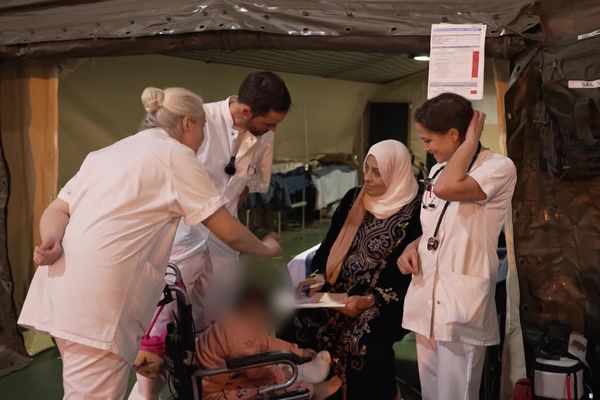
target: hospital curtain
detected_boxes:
[0,60,59,358]
[493,59,527,398]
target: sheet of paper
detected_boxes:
[294,292,348,309]
[427,23,487,100]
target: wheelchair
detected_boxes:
[159,263,311,400]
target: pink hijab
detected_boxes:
[325,140,418,284]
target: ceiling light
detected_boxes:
[412,55,430,62]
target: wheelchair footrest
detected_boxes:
[271,389,311,400]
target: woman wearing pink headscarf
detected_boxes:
[279,140,421,400]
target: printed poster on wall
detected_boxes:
[427,23,487,100]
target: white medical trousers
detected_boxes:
[56,338,130,400]
[415,334,486,400]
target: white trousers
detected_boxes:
[128,373,165,400]
[415,334,486,400]
[56,338,130,400]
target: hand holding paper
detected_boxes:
[336,295,376,318]
[296,275,325,297]
[294,292,349,309]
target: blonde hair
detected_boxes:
[141,87,204,139]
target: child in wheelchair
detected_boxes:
[133,269,341,400]
[196,286,342,400]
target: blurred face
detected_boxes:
[242,299,271,331]
[416,122,461,163]
[363,155,387,197]
[180,115,206,152]
[243,107,287,136]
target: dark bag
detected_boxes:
[540,32,600,180]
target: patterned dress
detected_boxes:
[279,187,421,400]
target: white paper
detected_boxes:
[428,23,487,100]
[568,79,600,89]
[294,292,348,309]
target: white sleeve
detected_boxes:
[57,154,93,203]
[469,155,517,203]
[57,174,78,203]
[170,146,228,226]
[247,134,273,194]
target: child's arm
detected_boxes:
[240,336,300,382]
[240,335,314,382]
[258,335,305,357]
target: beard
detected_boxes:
[249,127,269,136]
[246,120,269,136]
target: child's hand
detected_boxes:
[133,350,164,378]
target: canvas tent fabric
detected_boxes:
[0,0,537,47]
[0,60,59,375]
[505,36,600,386]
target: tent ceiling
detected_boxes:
[168,49,428,84]
[0,1,539,47]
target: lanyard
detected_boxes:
[427,142,482,252]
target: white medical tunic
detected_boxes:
[402,150,517,346]
[18,128,226,364]
[170,97,273,266]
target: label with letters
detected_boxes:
[577,29,600,41]
[568,79,600,89]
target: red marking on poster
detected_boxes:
[472,51,480,78]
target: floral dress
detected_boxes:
[279,187,422,400]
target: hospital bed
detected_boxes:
[160,264,311,400]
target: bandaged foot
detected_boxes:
[313,376,342,400]
[299,351,331,384]
[133,350,164,379]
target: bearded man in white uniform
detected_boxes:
[130,71,291,400]
[398,93,517,400]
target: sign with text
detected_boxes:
[427,24,487,100]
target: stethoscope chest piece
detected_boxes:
[427,237,440,251]
[224,156,236,176]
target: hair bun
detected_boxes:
[141,87,164,113]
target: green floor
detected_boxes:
[0,223,420,399]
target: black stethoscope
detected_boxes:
[426,142,482,252]
[224,156,236,176]
[225,129,240,176]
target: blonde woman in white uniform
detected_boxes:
[130,72,291,400]
[398,93,517,400]
[18,86,281,400]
